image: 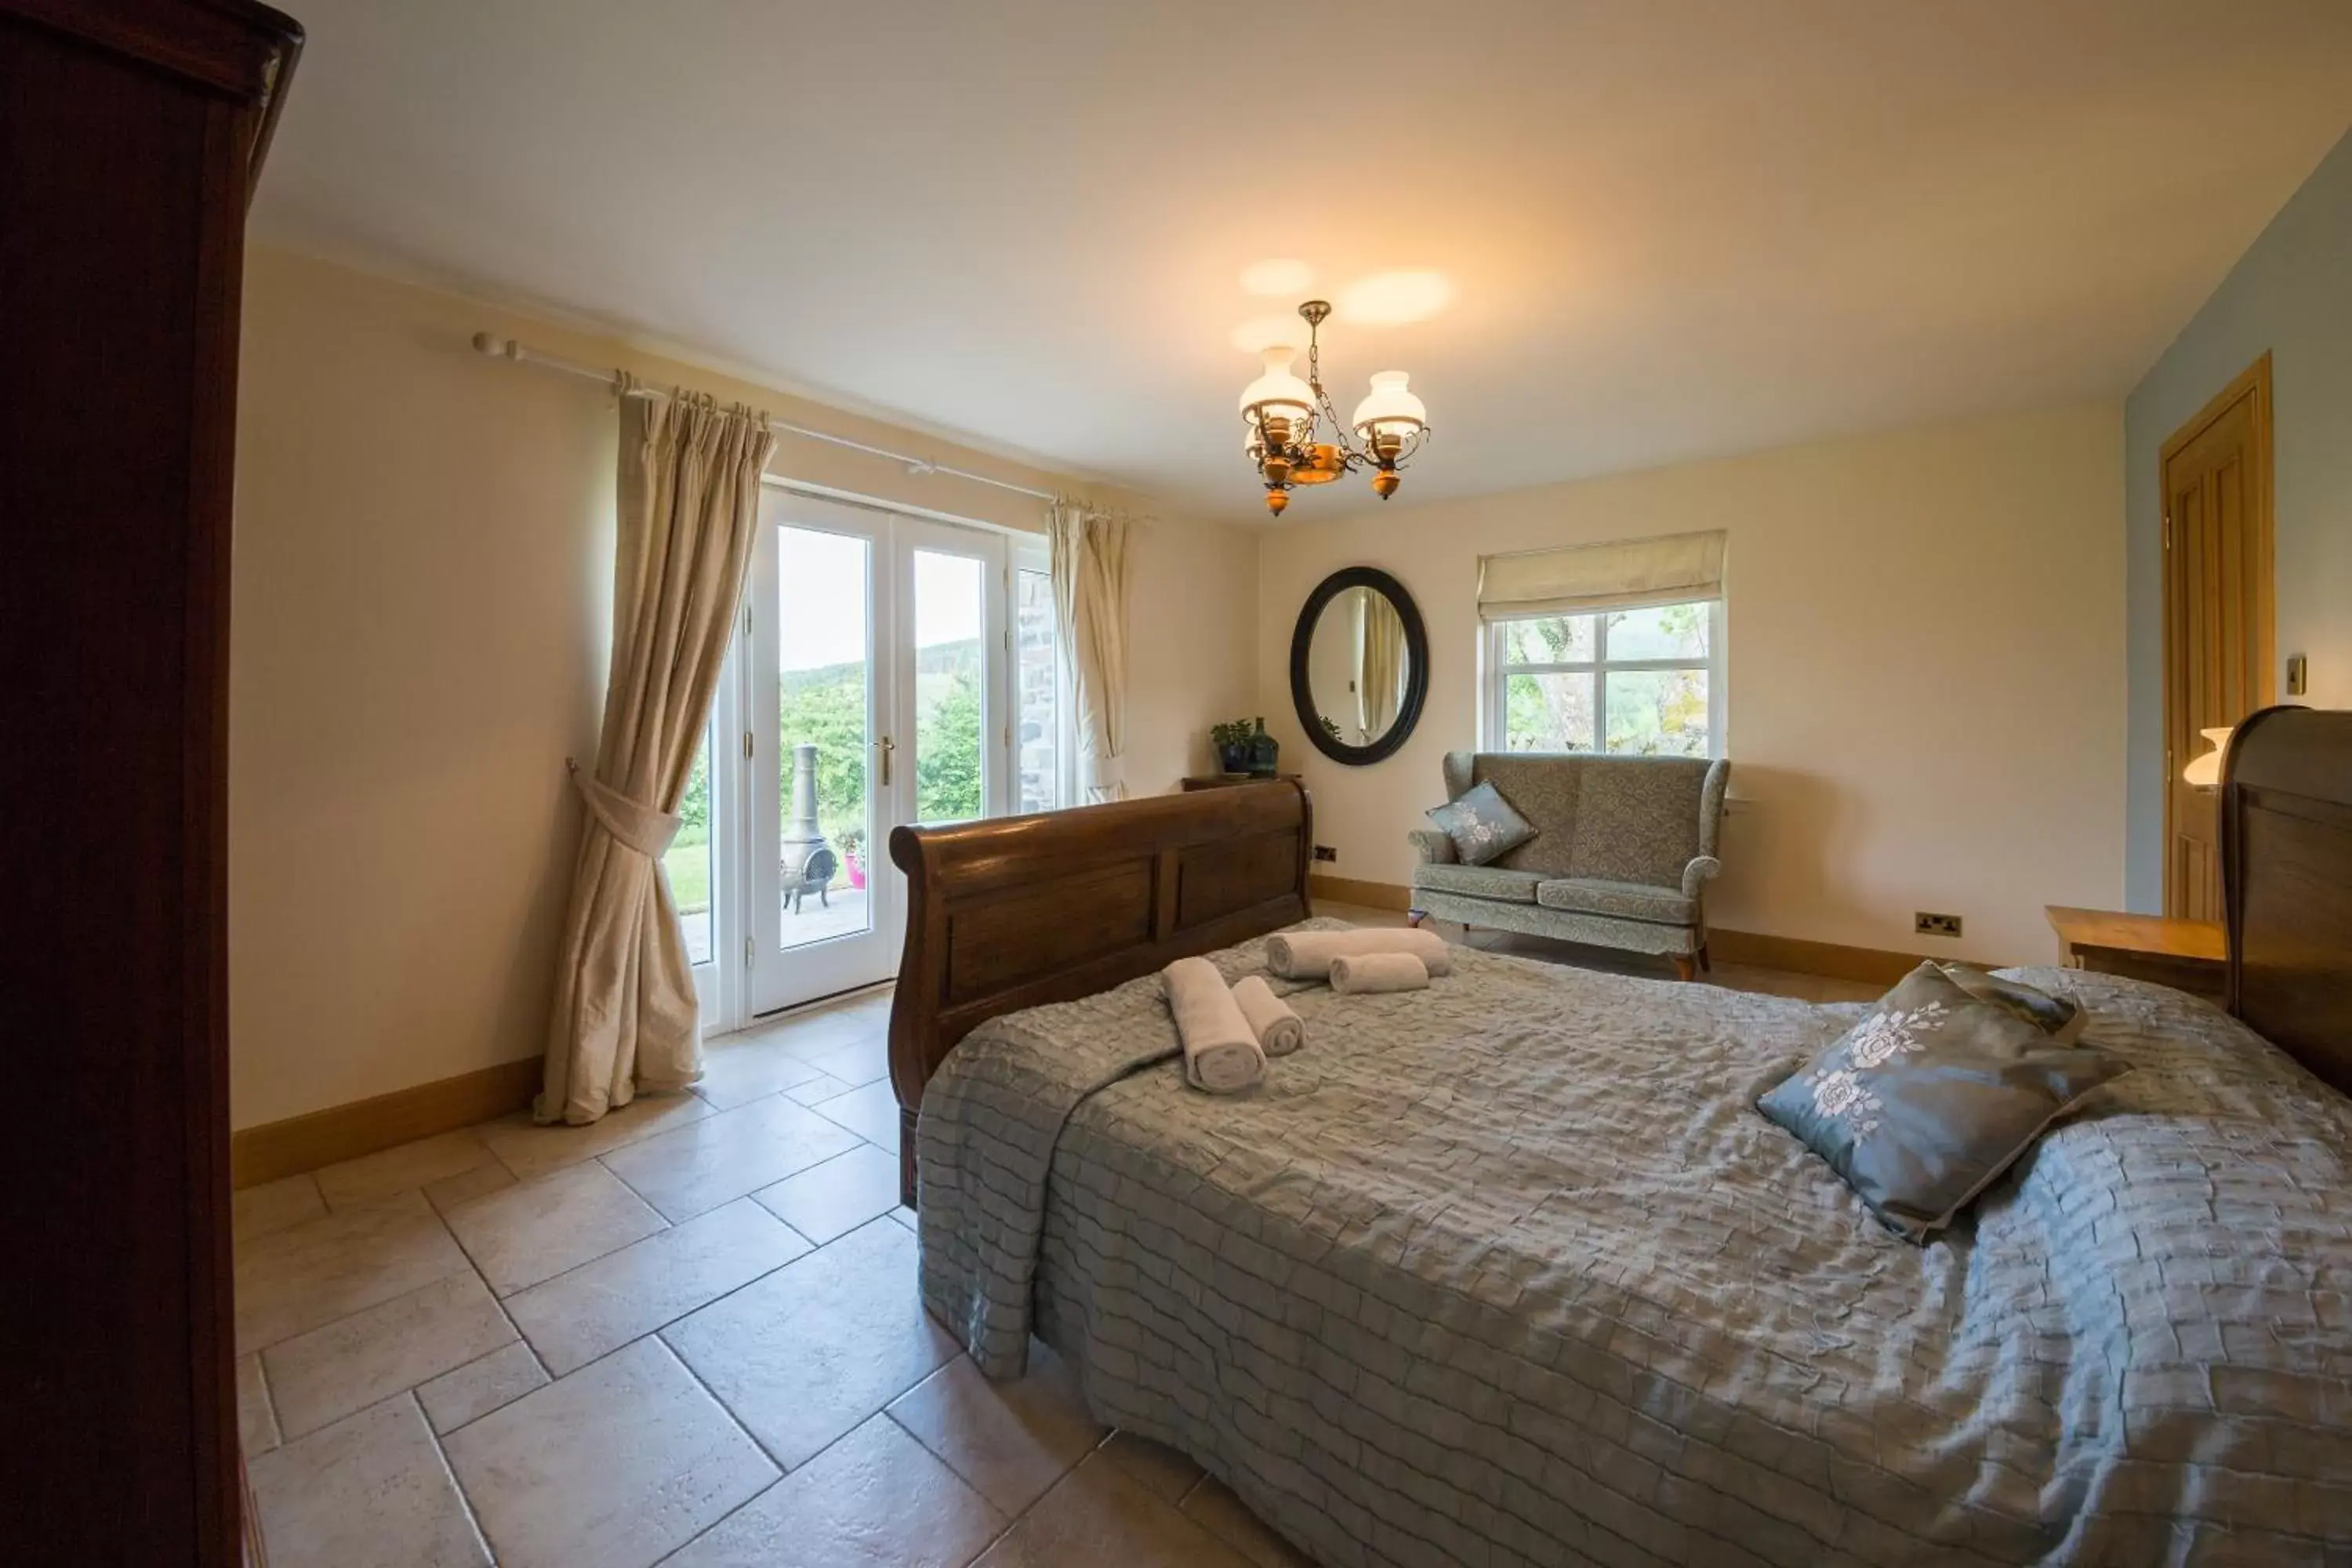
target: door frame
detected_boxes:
[689,584,749,1033]
[713,479,1022,1026]
[744,495,902,1018]
[2159,350,2274,917]
[891,510,1015,829]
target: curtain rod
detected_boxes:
[470,332,1058,504]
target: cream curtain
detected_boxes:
[539,382,775,1125]
[1478,529,1726,619]
[1356,590,1405,738]
[1049,499,1131,803]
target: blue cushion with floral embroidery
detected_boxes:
[1756,963,2129,1243]
[1425,780,1538,866]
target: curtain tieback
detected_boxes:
[567,759,683,858]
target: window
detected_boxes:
[665,718,715,964]
[1013,570,1061,812]
[1013,557,1062,813]
[1484,598,1722,757]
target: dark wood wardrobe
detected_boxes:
[0,1,300,1561]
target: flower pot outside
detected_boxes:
[845,851,867,890]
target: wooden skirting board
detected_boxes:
[1308,873,1414,912]
[231,1055,543,1189]
[1704,928,1936,988]
[1313,873,1956,987]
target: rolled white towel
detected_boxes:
[1265,927,1453,981]
[1163,956,1265,1093]
[1330,952,1431,995]
[1232,975,1305,1056]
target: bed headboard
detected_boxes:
[885,781,1313,1203]
[2223,706,2352,1095]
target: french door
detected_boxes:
[713,491,1014,1018]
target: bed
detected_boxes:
[884,710,2352,1566]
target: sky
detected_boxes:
[776,526,982,671]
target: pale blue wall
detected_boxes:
[2122,130,2352,910]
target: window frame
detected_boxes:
[1011,539,1073,811]
[1480,597,1726,759]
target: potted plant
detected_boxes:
[1210,717,1256,775]
[839,826,867,890]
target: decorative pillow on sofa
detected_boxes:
[1937,963,2086,1046]
[1756,962,2129,1242]
[1425,780,1537,866]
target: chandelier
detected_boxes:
[1239,299,1428,516]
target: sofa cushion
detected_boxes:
[1565,757,1715,887]
[1425,781,1538,866]
[1535,876,1695,925]
[1445,753,1582,875]
[1414,864,1547,904]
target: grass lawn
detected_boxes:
[663,826,711,914]
[659,826,866,917]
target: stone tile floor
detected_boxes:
[238,906,1871,1566]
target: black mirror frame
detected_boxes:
[1290,566,1429,766]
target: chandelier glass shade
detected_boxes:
[1237,347,1317,440]
[1240,300,1428,515]
[1353,371,1427,446]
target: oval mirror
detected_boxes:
[1290,567,1428,765]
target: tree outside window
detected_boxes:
[1490,599,1719,757]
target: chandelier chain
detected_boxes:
[1303,324,1357,460]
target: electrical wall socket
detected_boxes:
[1915,912,1963,938]
[1313,844,1338,862]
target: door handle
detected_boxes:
[877,735,895,787]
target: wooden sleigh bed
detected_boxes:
[881,709,2352,1567]
[885,778,1315,1206]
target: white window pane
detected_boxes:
[779,527,873,950]
[913,550,985,826]
[1015,568,1058,813]
[1504,671,1595,752]
[1606,601,1711,660]
[666,723,713,965]
[1604,668,1710,756]
[1501,614,1593,666]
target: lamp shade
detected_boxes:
[1352,370,1426,440]
[2181,726,2233,788]
[1239,347,1316,430]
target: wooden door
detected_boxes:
[2161,354,2274,920]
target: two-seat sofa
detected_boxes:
[1407,750,1729,978]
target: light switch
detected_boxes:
[2287,653,2307,696]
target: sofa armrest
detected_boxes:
[1680,855,1722,898]
[1408,829,1458,866]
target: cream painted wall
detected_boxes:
[230,247,1256,1129]
[1258,403,2127,966]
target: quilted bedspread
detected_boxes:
[914,924,2352,1566]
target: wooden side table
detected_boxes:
[2045,906,2227,1004]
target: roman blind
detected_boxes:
[1476,529,1726,620]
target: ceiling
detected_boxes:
[253,1,2352,523]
